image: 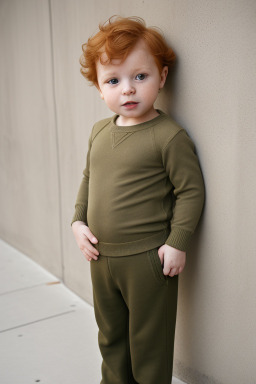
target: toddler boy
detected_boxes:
[71,16,205,384]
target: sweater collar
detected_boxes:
[110,110,167,132]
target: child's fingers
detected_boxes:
[168,267,178,277]
[78,239,99,259]
[84,249,98,259]
[82,244,99,260]
[82,249,98,261]
[85,240,99,256]
[84,253,93,262]
[168,266,184,276]
[163,262,171,275]
[83,226,98,244]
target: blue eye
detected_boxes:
[135,74,146,81]
[108,78,119,85]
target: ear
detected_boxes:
[159,66,168,89]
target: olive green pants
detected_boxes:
[90,247,179,384]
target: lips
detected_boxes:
[122,101,138,107]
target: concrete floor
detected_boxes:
[0,239,186,384]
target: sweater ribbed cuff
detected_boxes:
[165,227,193,252]
[71,205,87,226]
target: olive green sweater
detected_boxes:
[71,110,205,256]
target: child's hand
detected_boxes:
[158,244,186,277]
[72,221,99,261]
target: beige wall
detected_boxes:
[1,1,256,383]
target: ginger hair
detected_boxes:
[79,16,176,86]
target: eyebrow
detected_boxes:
[102,71,119,77]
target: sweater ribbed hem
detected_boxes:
[165,227,192,252]
[94,229,170,257]
[71,204,87,226]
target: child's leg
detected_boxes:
[90,247,178,384]
[127,248,178,384]
[90,255,137,384]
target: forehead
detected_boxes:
[96,40,156,75]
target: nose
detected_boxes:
[121,81,135,95]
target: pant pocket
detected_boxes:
[147,248,167,286]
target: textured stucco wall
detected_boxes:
[1,1,256,383]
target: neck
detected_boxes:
[116,109,160,126]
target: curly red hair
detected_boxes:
[79,16,176,86]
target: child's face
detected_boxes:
[96,40,168,126]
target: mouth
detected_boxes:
[122,101,139,108]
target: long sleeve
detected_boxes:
[71,134,92,226]
[162,130,205,251]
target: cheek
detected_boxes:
[103,94,117,110]
[105,91,118,103]
[143,87,159,103]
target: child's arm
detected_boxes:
[71,133,99,261]
[163,130,205,250]
[72,221,99,261]
[159,129,205,275]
